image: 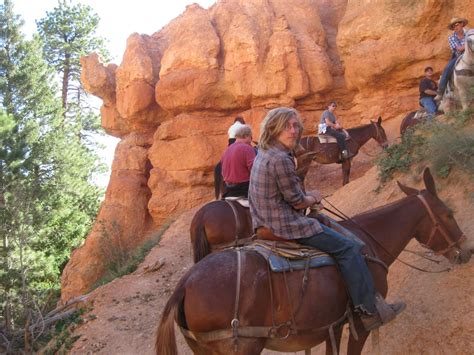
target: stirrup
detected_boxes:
[360,294,406,331]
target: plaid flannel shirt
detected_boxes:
[249,144,323,240]
[448,30,466,57]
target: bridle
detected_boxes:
[372,122,387,146]
[321,193,466,273]
[416,194,466,256]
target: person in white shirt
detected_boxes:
[227,116,245,145]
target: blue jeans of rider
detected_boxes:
[297,224,377,314]
[325,127,347,152]
[420,97,437,120]
[438,57,457,96]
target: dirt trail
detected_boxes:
[68,117,474,355]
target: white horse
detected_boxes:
[439,29,474,112]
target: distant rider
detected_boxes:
[419,66,438,120]
[435,17,469,101]
[227,116,245,146]
[221,125,256,198]
[318,101,349,159]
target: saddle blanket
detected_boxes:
[244,216,363,273]
[316,134,350,144]
[267,253,335,272]
[245,240,335,273]
[413,110,428,120]
[224,197,249,208]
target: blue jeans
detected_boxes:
[420,97,437,120]
[438,57,457,95]
[325,127,347,151]
[297,224,376,314]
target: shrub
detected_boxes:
[427,124,474,178]
[376,128,426,182]
[376,109,473,183]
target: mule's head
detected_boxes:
[371,117,389,149]
[397,168,471,264]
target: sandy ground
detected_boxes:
[67,117,474,355]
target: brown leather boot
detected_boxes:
[360,294,406,331]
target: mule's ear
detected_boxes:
[377,116,382,125]
[423,167,438,197]
[397,181,419,196]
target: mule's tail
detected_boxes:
[155,283,185,355]
[190,211,211,263]
[214,162,223,200]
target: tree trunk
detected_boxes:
[62,52,71,113]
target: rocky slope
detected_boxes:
[61,0,474,302]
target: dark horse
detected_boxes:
[156,168,471,355]
[299,117,388,186]
[400,110,420,135]
[399,110,442,135]
[190,199,252,263]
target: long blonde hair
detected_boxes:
[258,107,303,150]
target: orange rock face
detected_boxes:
[62,0,474,301]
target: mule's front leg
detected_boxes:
[342,160,351,186]
[347,317,370,355]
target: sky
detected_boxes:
[13,0,216,187]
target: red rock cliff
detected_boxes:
[61,0,473,301]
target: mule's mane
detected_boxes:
[349,193,418,222]
[347,122,372,133]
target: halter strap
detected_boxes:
[372,122,380,141]
[416,195,466,255]
[372,121,386,146]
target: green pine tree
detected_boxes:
[36,0,109,134]
[0,0,103,347]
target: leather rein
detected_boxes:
[322,194,466,273]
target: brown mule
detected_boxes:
[190,199,253,263]
[400,110,423,135]
[299,117,388,186]
[156,168,471,355]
